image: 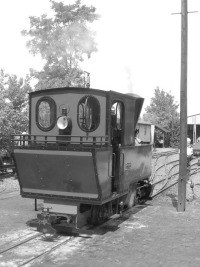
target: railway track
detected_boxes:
[0,203,147,267]
[0,232,43,255]
[0,150,200,267]
[2,149,197,265]
[0,229,75,267]
[152,148,179,158]
[2,148,197,266]
[18,235,74,267]
[150,149,200,199]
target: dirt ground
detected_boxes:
[1,153,200,267]
[1,186,200,266]
[0,192,200,267]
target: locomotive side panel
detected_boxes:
[14,149,99,199]
[95,149,112,199]
[118,144,152,192]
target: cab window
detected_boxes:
[36,96,56,131]
[78,95,100,132]
[111,102,123,130]
[111,101,123,145]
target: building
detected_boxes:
[136,121,169,147]
[187,114,200,144]
[136,121,154,144]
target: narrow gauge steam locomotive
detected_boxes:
[12,87,152,234]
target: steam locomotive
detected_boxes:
[12,87,152,234]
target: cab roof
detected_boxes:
[29,87,144,101]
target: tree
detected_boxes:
[22,0,99,90]
[5,74,32,112]
[0,70,32,153]
[143,87,180,147]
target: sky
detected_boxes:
[0,0,200,116]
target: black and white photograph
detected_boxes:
[0,1,200,266]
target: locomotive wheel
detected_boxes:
[90,205,108,226]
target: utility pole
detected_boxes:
[178,0,188,212]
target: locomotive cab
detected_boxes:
[12,87,152,233]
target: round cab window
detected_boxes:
[36,96,56,131]
[78,95,100,132]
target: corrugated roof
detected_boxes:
[137,120,152,125]
[137,120,170,133]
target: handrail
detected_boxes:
[11,134,108,138]
[11,134,109,148]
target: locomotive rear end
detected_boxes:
[12,87,152,233]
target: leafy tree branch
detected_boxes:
[22,0,99,89]
[143,87,180,147]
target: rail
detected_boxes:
[150,149,180,198]
[150,150,200,199]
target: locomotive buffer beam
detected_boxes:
[37,212,94,236]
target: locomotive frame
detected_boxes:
[12,87,152,234]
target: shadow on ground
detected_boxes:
[166,193,178,209]
[94,204,149,235]
[25,204,149,237]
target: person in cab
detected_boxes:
[135,129,141,145]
